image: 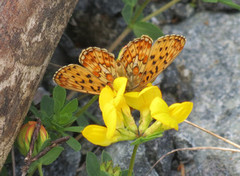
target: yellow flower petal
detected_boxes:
[152,113,179,130]
[125,86,162,110]
[150,97,169,116]
[99,86,115,111]
[82,125,118,146]
[124,92,140,109]
[169,102,193,123]
[102,103,119,139]
[113,77,127,94]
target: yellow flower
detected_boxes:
[82,77,137,146]
[82,77,193,146]
[125,85,162,134]
[125,85,193,135]
[144,97,193,136]
[82,125,119,146]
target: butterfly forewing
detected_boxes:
[139,35,186,89]
[79,47,117,85]
[117,35,153,91]
[53,64,107,94]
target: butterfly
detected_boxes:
[53,34,186,94]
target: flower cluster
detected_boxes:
[82,77,193,146]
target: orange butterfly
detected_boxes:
[53,35,186,94]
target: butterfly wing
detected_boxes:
[53,64,108,95]
[79,47,117,86]
[117,35,153,91]
[139,35,186,89]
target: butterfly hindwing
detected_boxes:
[53,64,107,94]
[139,35,186,89]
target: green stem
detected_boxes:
[131,0,151,24]
[128,144,140,176]
[142,0,181,22]
[108,27,131,52]
[38,163,43,176]
[109,0,181,52]
[75,95,99,117]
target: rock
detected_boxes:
[44,144,81,176]
[106,141,159,176]
[163,12,240,175]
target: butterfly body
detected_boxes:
[53,35,186,94]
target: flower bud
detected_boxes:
[100,160,121,176]
[17,121,49,156]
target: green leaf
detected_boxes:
[122,0,138,7]
[40,95,54,117]
[202,0,240,10]
[65,136,81,151]
[202,0,218,2]
[121,170,130,176]
[38,139,51,153]
[30,105,41,118]
[39,146,64,165]
[40,111,53,128]
[100,171,110,176]
[56,113,77,126]
[122,4,133,24]
[28,160,40,174]
[133,21,163,40]
[53,86,66,113]
[101,150,112,163]
[219,0,240,10]
[60,98,78,114]
[86,152,100,176]
[64,126,84,132]
[131,131,163,145]
[132,4,144,23]
[77,114,89,127]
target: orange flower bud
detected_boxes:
[17,121,49,156]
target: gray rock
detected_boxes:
[163,12,240,175]
[106,141,158,176]
[145,131,175,175]
[44,144,81,176]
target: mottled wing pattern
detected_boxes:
[139,35,186,89]
[79,47,117,87]
[53,64,107,94]
[54,34,186,94]
[117,35,153,91]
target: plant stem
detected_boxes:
[108,27,131,52]
[38,163,43,176]
[131,0,151,24]
[75,95,99,117]
[142,0,181,22]
[128,144,140,176]
[108,0,181,52]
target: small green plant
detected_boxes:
[121,0,163,39]
[30,86,83,151]
[15,86,85,175]
[202,0,240,10]
[86,151,125,176]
